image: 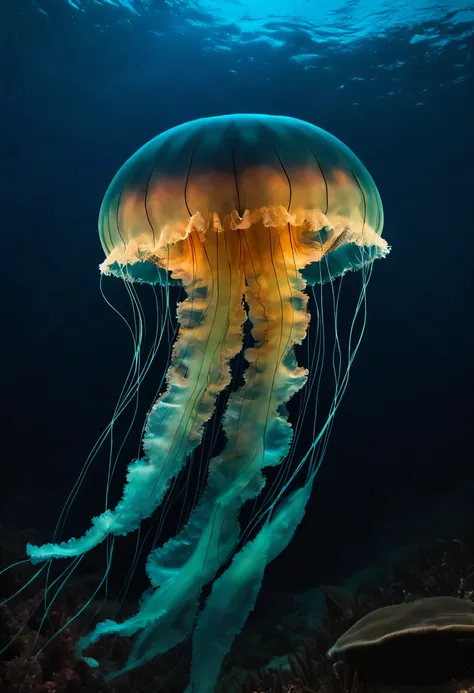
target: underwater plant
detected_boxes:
[1,114,389,691]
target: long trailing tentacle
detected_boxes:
[27,225,245,563]
[188,472,316,693]
[77,219,313,674]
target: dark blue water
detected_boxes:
[2,0,474,674]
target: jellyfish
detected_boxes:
[6,114,389,691]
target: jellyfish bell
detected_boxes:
[7,114,388,691]
[99,113,385,288]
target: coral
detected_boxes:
[0,595,110,693]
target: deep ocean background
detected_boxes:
[2,0,473,621]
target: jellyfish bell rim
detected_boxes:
[98,113,388,286]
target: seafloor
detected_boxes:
[1,526,474,693]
